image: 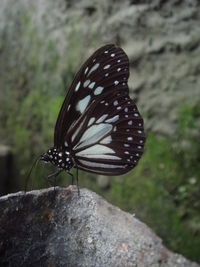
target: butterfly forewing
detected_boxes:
[54,44,129,147]
[54,44,145,175]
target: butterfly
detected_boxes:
[26,44,145,192]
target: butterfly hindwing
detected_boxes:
[69,92,145,175]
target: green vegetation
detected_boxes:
[0,11,199,263]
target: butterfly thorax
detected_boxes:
[41,147,74,171]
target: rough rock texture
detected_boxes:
[0,186,199,267]
[0,0,200,135]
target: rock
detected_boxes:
[0,0,200,136]
[0,186,199,267]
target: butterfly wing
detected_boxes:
[54,44,129,147]
[54,44,145,175]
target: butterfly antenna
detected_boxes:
[24,155,41,193]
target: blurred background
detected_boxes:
[0,0,200,263]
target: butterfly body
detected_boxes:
[41,146,74,171]
[41,44,145,177]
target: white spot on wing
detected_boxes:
[96,114,108,123]
[128,120,133,125]
[83,80,90,88]
[75,81,81,92]
[113,100,118,106]
[111,53,115,57]
[89,82,96,89]
[124,144,130,147]
[127,137,133,141]
[76,95,91,113]
[88,63,100,76]
[88,117,95,127]
[100,135,112,144]
[114,81,119,85]
[84,67,88,75]
[105,115,119,123]
[94,86,104,95]
[104,64,110,69]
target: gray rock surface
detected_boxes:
[0,186,199,267]
[0,0,200,135]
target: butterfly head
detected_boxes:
[40,147,74,171]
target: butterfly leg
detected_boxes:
[46,170,62,188]
[67,169,80,196]
[74,163,80,196]
[67,172,74,185]
[76,167,80,196]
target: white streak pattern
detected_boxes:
[105,115,119,123]
[94,86,104,95]
[88,63,100,76]
[75,124,112,149]
[96,114,108,123]
[100,135,112,144]
[78,159,125,169]
[76,144,115,156]
[75,81,81,92]
[76,95,91,113]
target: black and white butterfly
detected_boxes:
[34,44,145,189]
